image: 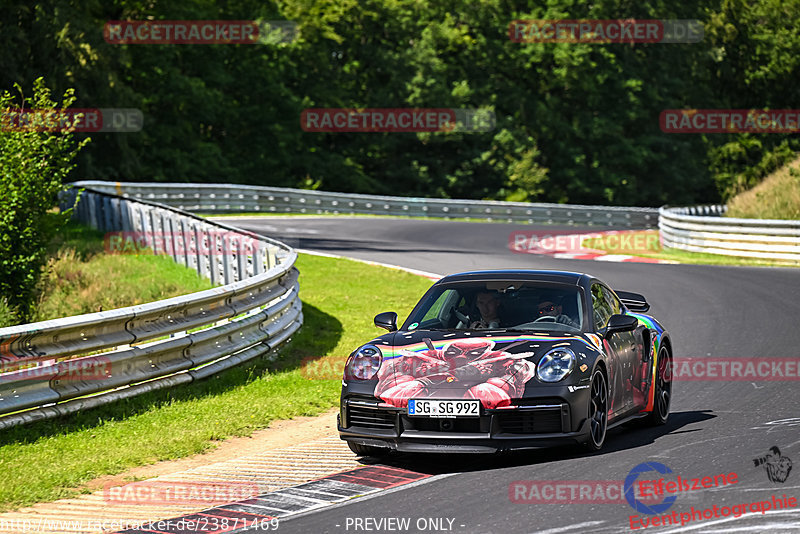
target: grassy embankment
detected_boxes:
[583,229,800,267]
[0,223,215,327]
[585,157,800,267]
[725,156,800,220]
[0,222,432,511]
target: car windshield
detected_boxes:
[403,281,584,333]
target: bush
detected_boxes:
[0,78,88,321]
[0,297,19,328]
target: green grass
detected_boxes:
[0,253,432,511]
[726,156,800,220]
[629,247,800,268]
[31,222,214,322]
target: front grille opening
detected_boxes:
[403,416,484,433]
[347,406,395,429]
[497,409,564,434]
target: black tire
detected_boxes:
[584,368,608,451]
[347,441,390,457]
[645,347,672,426]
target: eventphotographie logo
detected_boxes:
[624,462,679,515]
[753,446,793,483]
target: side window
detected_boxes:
[602,285,622,315]
[591,283,613,330]
[421,289,460,323]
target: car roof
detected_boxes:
[436,269,588,285]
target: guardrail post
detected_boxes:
[222,232,233,284]
[191,223,202,276]
[165,213,179,263]
[120,202,130,231]
[110,197,121,230]
[179,217,192,269]
[237,236,250,281]
[87,193,99,229]
[201,227,214,281]
[143,206,155,250]
[211,229,223,285]
[254,242,265,275]
[102,196,113,231]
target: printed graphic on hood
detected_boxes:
[375,338,536,409]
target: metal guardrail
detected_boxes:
[73,181,659,228]
[0,186,302,429]
[660,205,800,261]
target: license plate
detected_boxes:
[407,399,480,418]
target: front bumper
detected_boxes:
[338,396,591,454]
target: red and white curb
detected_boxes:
[115,465,434,534]
[549,252,670,263]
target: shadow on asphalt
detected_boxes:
[357,410,716,475]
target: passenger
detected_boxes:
[536,294,580,329]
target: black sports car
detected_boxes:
[338,270,673,455]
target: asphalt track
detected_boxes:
[221,216,800,534]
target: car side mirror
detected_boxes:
[604,314,638,338]
[374,311,398,332]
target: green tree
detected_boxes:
[0,78,88,320]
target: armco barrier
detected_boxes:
[0,186,301,429]
[72,181,659,228]
[660,205,800,261]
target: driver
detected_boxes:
[536,293,580,328]
[469,291,502,329]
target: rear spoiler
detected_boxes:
[615,290,650,312]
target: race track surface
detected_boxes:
[219,216,800,534]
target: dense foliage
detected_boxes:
[0,78,87,320]
[1,0,799,208]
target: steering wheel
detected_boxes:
[533,315,557,323]
[451,306,471,326]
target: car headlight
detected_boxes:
[346,345,383,380]
[536,347,576,382]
